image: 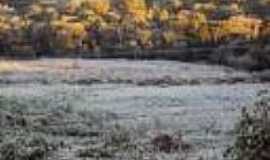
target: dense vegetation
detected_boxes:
[225,91,270,160]
[0,0,270,69]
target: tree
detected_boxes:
[27,4,59,22]
[193,2,216,18]
[82,0,111,15]
[122,0,148,24]
[162,30,177,46]
[64,0,84,14]
[0,4,33,55]
[215,15,262,41]
[137,29,153,48]
[199,24,212,42]
[50,18,87,52]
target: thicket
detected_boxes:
[0,0,270,57]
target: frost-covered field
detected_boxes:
[0,59,269,160]
[0,58,267,85]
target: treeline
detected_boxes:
[0,0,270,61]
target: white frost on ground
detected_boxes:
[0,59,269,159]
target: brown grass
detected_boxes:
[0,60,80,74]
[0,61,22,74]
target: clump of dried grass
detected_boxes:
[0,61,21,74]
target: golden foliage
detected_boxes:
[260,22,270,37]
[123,0,146,13]
[192,12,207,30]
[175,10,191,29]
[146,8,154,20]
[162,30,177,45]
[166,0,183,10]
[51,18,87,50]
[193,2,216,16]
[77,10,100,26]
[137,29,152,47]
[199,24,212,42]
[1,0,270,54]
[216,15,262,40]
[28,4,43,16]
[0,10,29,48]
[0,4,19,29]
[175,10,207,31]
[122,0,147,23]
[83,0,111,15]
[228,3,242,14]
[0,15,11,32]
[158,9,170,22]
[65,0,85,14]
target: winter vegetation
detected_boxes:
[225,91,270,160]
[0,58,269,160]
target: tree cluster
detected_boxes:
[0,0,270,56]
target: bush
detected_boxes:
[225,92,270,160]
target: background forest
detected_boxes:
[0,0,270,69]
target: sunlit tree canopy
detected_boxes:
[0,0,269,54]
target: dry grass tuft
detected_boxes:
[0,61,21,74]
[0,60,81,74]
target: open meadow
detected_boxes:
[0,59,269,160]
